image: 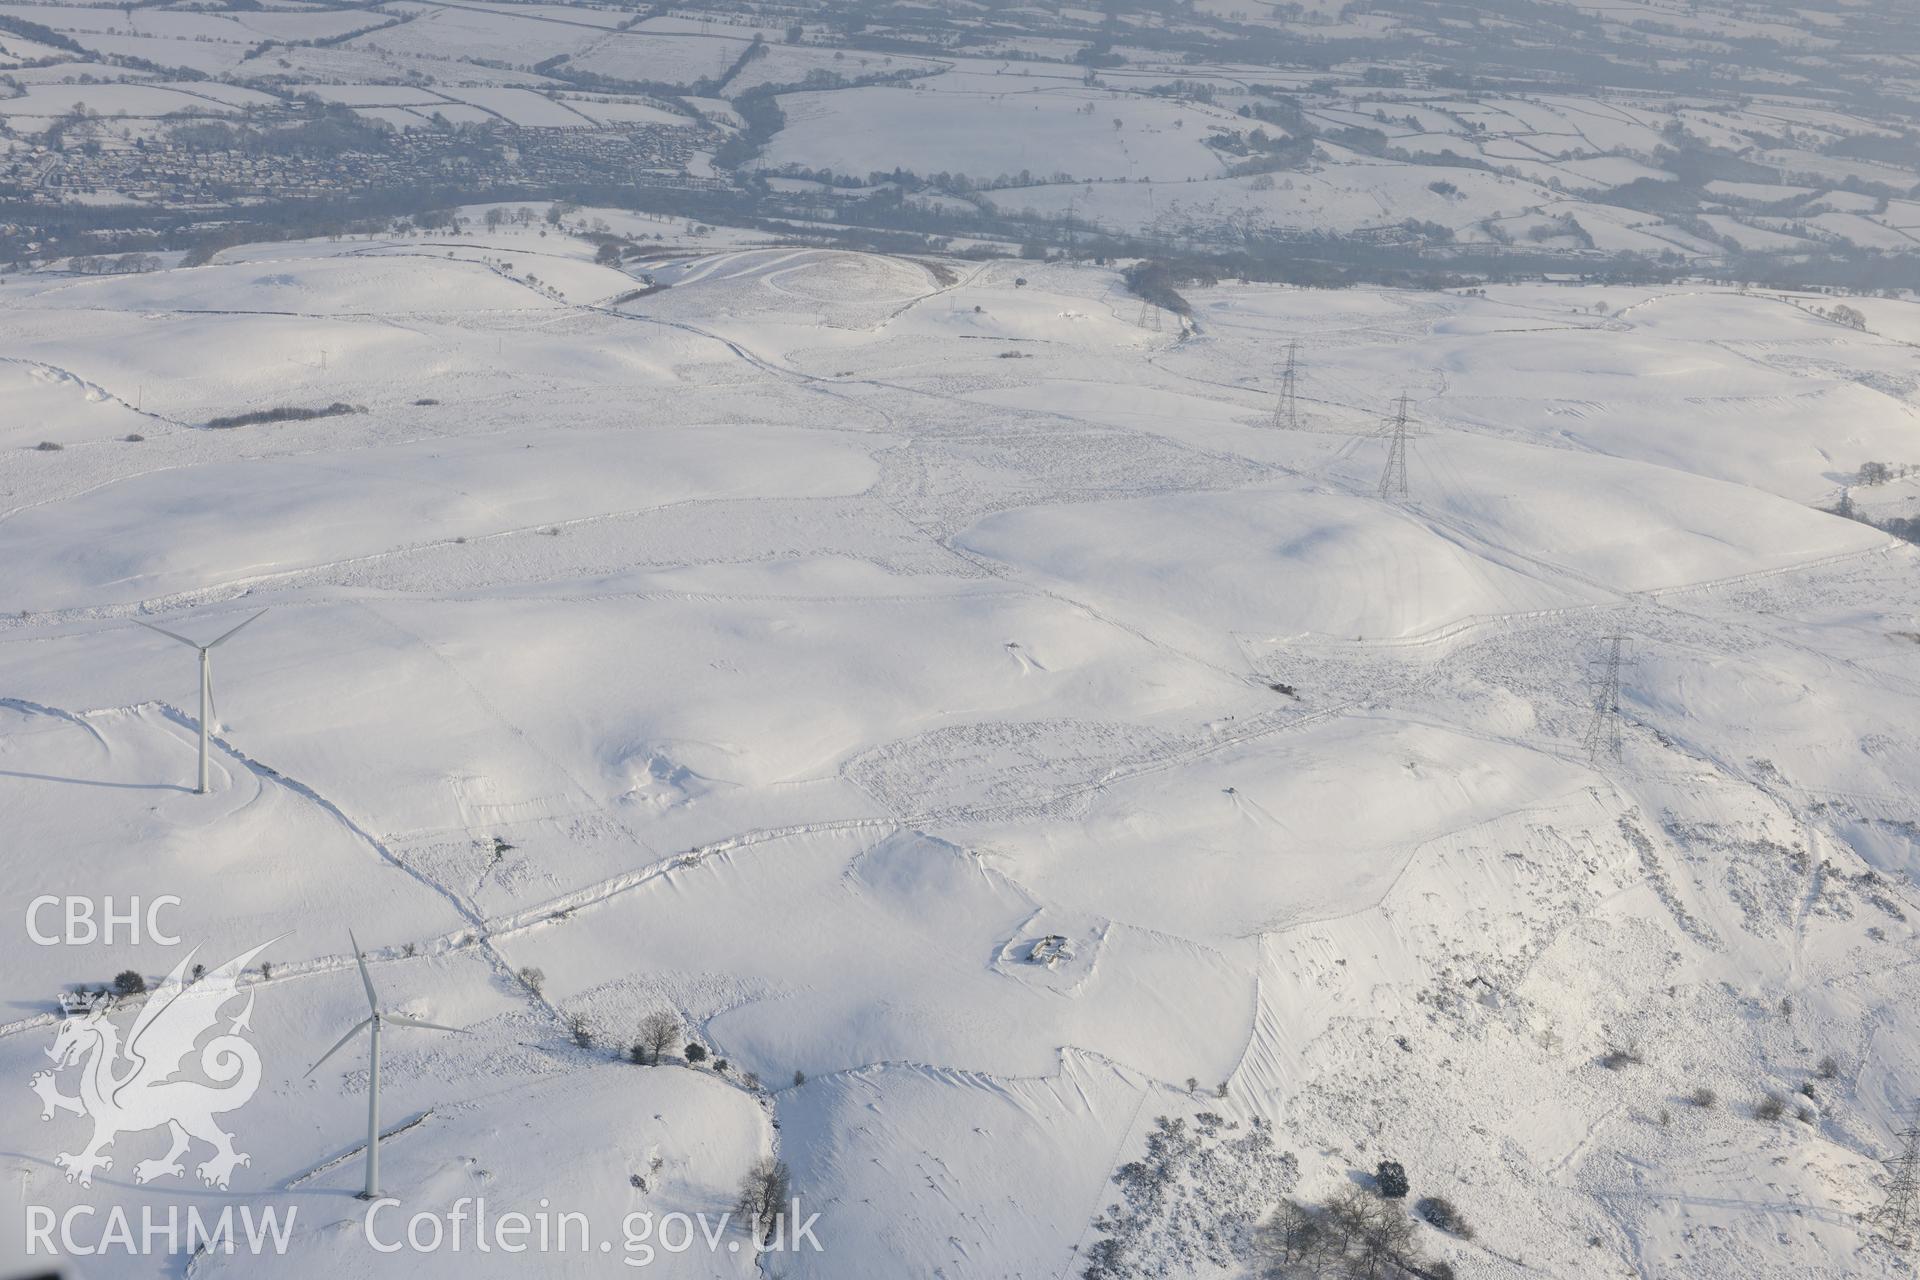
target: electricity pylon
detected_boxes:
[1872,1104,1920,1248]
[1272,340,1299,429]
[1582,635,1629,763]
[1377,393,1412,502]
[1137,301,1162,332]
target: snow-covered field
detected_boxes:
[761,76,1243,182]
[2,219,1919,1279]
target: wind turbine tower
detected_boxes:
[307,932,462,1200]
[1378,393,1413,502]
[138,610,268,794]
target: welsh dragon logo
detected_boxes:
[31,940,274,1189]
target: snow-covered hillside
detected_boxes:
[2,218,1918,1279]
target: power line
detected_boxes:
[1582,635,1629,763]
[1377,393,1412,502]
[1872,1104,1920,1248]
[1272,340,1298,429]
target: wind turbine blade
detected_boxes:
[206,608,268,649]
[206,669,219,731]
[304,1017,372,1077]
[135,619,204,650]
[384,1013,463,1034]
[348,930,380,1012]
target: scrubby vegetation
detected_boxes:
[1083,1113,1298,1278]
[1416,1195,1472,1240]
[205,402,363,430]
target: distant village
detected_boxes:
[0,119,712,209]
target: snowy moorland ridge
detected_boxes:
[2,214,1919,1279]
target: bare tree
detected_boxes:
[736,1157,792,1243]
[637,1010,678,1065]
[1256,1199,1322,1270]
[1317,1185,1421,1278]
[1351,1200,1416,1278]
[1324,1185,1375,1257]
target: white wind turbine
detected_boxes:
[137,609,268,794]
[306,931,463,1200]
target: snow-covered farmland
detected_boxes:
[762,75,1241,182]
[0,81,280,133]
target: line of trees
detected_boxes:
[64,253,160,275]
